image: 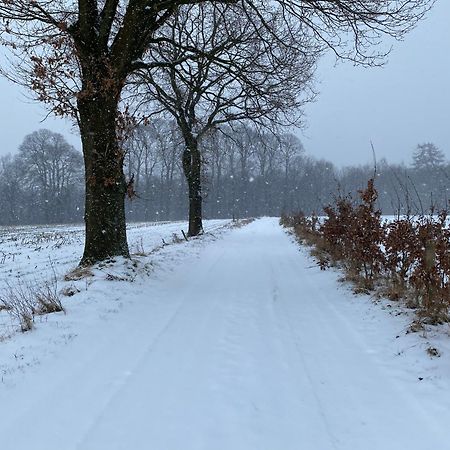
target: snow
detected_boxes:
[0,219,227,348]
[0,218,450,449]
[0,219,225,285]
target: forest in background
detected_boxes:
[0,122,448,226]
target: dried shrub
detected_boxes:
[384,217,417,298]
[61,285,80,297]
[0,277,64,333]
[283,178,450,325]
[35,281,64,314]
[409,212,450,323]
[351,180,384,285]
[171,233,184,244]
[320,180,384,289]
[132,237,147,256]
[0,281,35,332]
[321,196,354,262]
[64,265,94,281]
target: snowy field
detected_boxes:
[0,218,450,449]
[0,220,227,284]
[0,219,228,338]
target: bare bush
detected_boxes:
[0,281,35,332]
[35,281,64,315]
[132,237,147,257]
[0,277,64,333]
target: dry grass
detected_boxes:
[64,265,94,281]
[0,278,64,332]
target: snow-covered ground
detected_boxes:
[0,220,227,285]
[0,218,450,449]
[0,219,227,337]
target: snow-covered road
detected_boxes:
[1,218,449,449]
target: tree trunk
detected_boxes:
[182,138,203,237]
[78,92,129,265]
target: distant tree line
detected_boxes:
[0,129,84,225]
[0,127,448,226]
[338,143,450,216]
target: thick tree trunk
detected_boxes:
[182,139,203,237]
[78,92,130,265]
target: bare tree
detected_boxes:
[18,129,83,223]
[0,0,433,261]
[0,154,25,224]
[134,4,317,235]
[125,120,184,220]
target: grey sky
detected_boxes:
[0,0,448,168]
[302,0,450,167]
[0,78,80,154]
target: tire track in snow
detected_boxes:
[267,263,341,450]
[73,247,229,449]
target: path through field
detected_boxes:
[0,218,449,449]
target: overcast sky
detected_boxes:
[302,0,450,167]
[0,0,449,168]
